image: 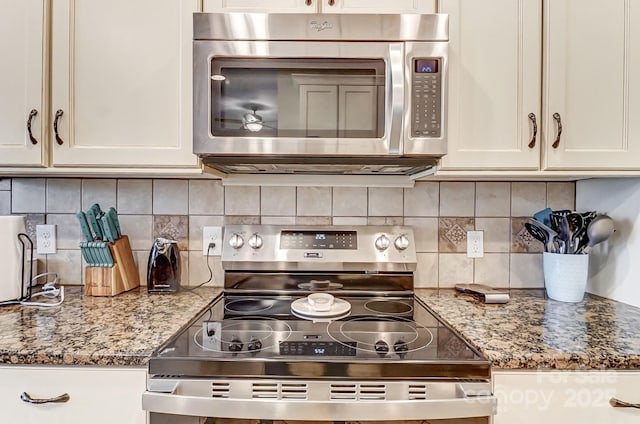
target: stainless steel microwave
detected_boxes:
[193,13,448,176]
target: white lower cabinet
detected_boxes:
[493,370,640,423]
[0,365,146,424]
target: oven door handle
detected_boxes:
[143,381,497,421]
[387,43,404,155]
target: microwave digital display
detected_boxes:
[415,59,439,73]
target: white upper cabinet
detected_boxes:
[0,0,46,167]
[203,0,436,13]
[543,0,640,170]
[50,0,199,168]
[439,0,542,171]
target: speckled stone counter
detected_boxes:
[0,286,220,366]
[416,289,640,370]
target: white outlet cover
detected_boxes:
[36,224,57,255]
[202,226,223,256]
[467,230,484,258]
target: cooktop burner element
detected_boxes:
[364,299,413,315]
[224,298,275,314]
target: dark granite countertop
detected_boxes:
[0,286,220,366]
[416,289,640,370]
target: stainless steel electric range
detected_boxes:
[143,225,497,424]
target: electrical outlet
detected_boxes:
[36,224,57,254]
[467,230,484,258]
[202,226,223,256]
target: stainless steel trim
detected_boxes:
[143,379,496,421]
[389,43,404,154]
[194,13,449,42]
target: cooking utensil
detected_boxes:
[524,223,556,253]
[581,215,615,254]
[528,219,558,253]
[533,208,553,228]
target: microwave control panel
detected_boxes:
[411,58,442,138]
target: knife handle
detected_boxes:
[86,208,103,240]
[107,207,121,238]
[100,215,115,243]
[75,212,93,242]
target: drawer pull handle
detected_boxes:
[551,112,562,149]
[53,109,64,145]
[610,397,640,409]
[527,113,537,148]
[20,392,70,404]
[27,109,39,145]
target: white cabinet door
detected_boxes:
[50,0,199,168]
[299,85,339,137]
[0,0,46,166]
[494,371,640,424]
[543,0,640,170]
[439,0,542,171]
[0,365,146,424]
[322,0,436,13]
[203,0,318,13]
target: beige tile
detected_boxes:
[0,178,10,190]
[0,191,9,215]
[118,215,153,250]
[189,180,224,215]
[475,182,511,217]
[188,252,223,287]
[188,215,225,251]
[474,254,510,287]
[367,217,404,225]
[261,216,296,225]
[46,214,83,249]
[511,182,546,216]
[547,182,575,211]
[46,250,82,285]
[475,217,510,253]
[225,186,260,216]
[179,251,189,288]
[439,217,474,253]
[404,217,438,252]
[295,216,332,225]
[224,216,260,225]
[332,216,368,226]
[153,180,188,215]
[46,179,81,213]
[440,182,475,217]
[438,254,474,287]
[509,253,544,288]
[117,179,152,214]
[511,217,544,253]
[12,178,46,213]
[414,253,439,288]
[133,250,149,286]
[261,186,295,216]
[368,187,403,216]
[332,187,367,217]
[297,187,331,216]
[404,182,439,217]
[153,215,189,251]
[82,179,117,211]
[24,214,45,244]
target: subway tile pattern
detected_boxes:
[3,179,576,289]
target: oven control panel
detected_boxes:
[411,58,442,138]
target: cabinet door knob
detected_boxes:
[551,112,562,149]
[328,0,335,5]
[53,109,65,145]
[20,392,70,404]
[610,397,640,409]
[27,109,39,145]
[306,0,312,5]
[527,113,537,148]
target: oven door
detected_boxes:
[193,41,405,157]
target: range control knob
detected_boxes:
[247,337,263,351]
[374,235,390,251]
[374,340,390,355]
[229,233,244,249]
[394,234,410,251]
[228,337,243,352]
[394,340,409,354]
[248,234,263,249]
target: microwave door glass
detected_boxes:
[210,58,385,139]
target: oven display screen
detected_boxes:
[280,230,357,250]
[280,341,357,356]
[415,59,439,73]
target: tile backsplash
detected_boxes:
[0,178,575,289]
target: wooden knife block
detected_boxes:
[85,235,140,296]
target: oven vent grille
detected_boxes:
[211,382,231,398]
[408,384,428,400]
[251,383,309,400]
[330,384,386,400]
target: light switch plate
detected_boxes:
[36,224,57,254]
[466,230,484,258]
[202,226,223,256]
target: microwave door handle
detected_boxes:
[387,43,404,155]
